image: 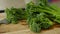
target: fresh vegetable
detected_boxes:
[27,12,53,32]
[29,18,41,33]
[37,13,53,29]
[38,0,57,11]
[37,0,60,23]
[5,0,60,33]
[5,7,26,24]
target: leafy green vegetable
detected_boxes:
[37,0,60,24]
[38,0,57,11]
[5,7,26,24]
[29,18,41,33]
[5,0,60,33]
[37,13,53,29]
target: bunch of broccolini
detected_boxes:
[5,0,60,33]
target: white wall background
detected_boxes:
[0,0,25,10]
[0,0,60,10]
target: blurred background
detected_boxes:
[0,0,60,10]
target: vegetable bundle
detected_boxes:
[5,0,60,33]
[26,0,60,33]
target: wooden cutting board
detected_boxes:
[0,13,60,34]
[2,28,60,34]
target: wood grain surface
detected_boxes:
[0,13,60,34]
